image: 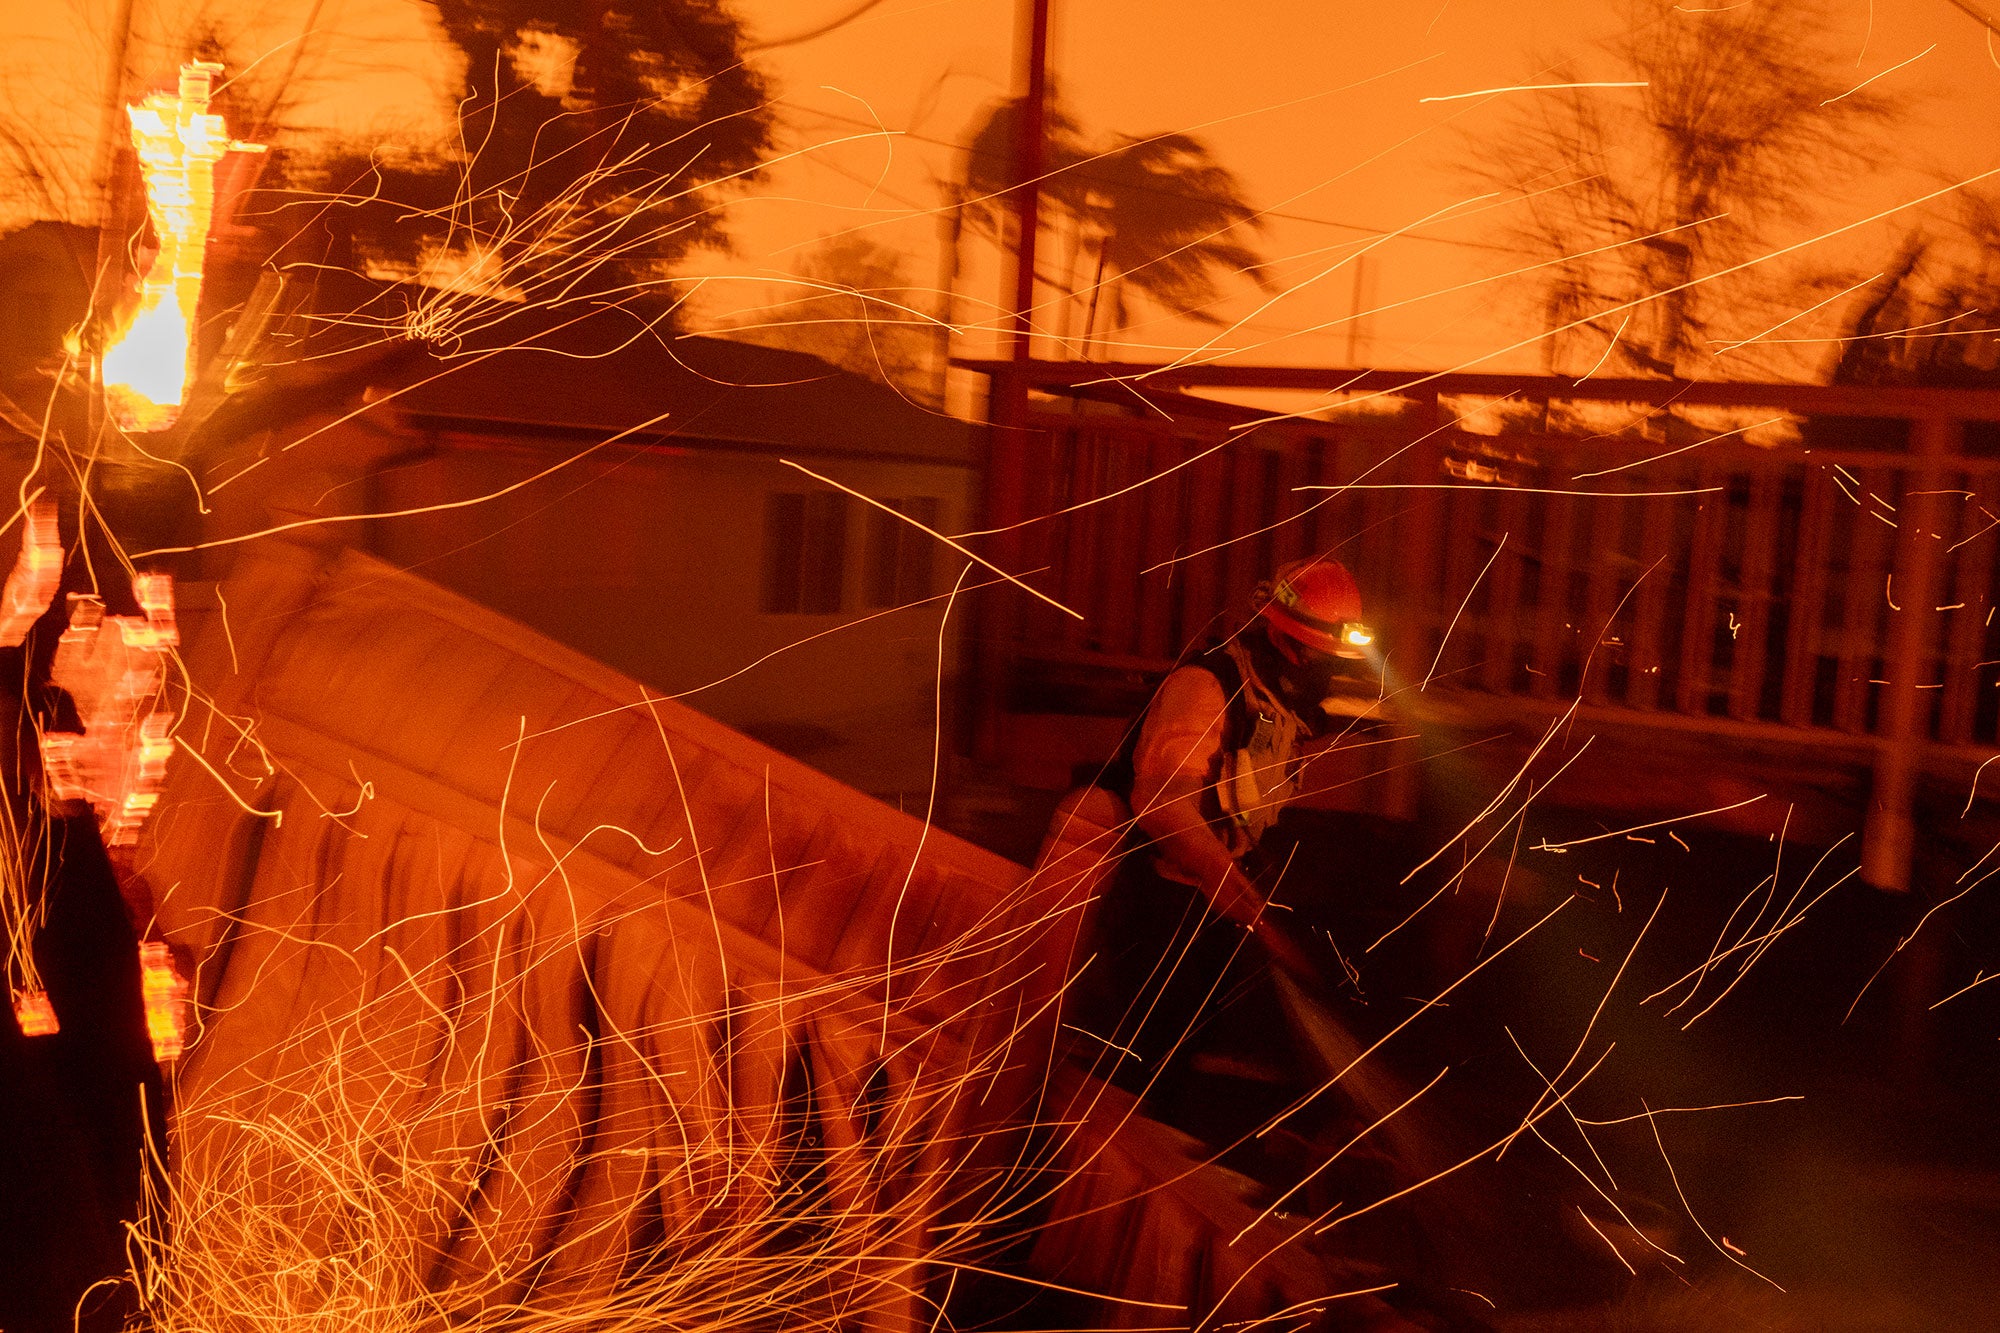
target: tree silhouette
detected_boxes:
[1467,0,1898,379]
[954,93,1271,358]
[1830,192,2000,388]
[1072,131,1273,351]
[955,91,1090,248]
[715,232,938,401]
[266,0,772,307]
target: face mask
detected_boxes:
[1269,658,1328,728]
[1277,644,1381,734]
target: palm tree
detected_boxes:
[1467,0,1899,379]
[1071,131,1274,355]
[952,94,1271,360]
[956,91,1091,248]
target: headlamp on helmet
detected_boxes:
[1257,557,1369,662]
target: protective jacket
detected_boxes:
[1101,639,1309,877]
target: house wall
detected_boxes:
[361,430,976,806]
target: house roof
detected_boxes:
[300,278,977,465]
[0,255,977,466]
[141,542,1070,1299]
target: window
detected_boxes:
[866,497,940,607]
[763,491,848,613]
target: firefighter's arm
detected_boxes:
[1131,668,1265,925]
[1131,774,1267,926]
[1133,785,1317,976]
[1130,666,1311,970]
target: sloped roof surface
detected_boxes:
[136,540,1080,1305]
[289,274,973,463]
[415,330,972,462]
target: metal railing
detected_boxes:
[966,361,2000,889]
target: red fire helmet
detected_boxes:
[1257,557,1370,658]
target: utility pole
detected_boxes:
[973,0,1050,760]
[992,0,1051,486]
[934,186,962,410]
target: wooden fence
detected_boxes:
[967,362,2000,890]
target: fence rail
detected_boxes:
[969,362,2000,889]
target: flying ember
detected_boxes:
[99,61,256,433]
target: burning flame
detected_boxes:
[42,574,179,848]
[140,941,188,1063]
[12,988,57,1037]
[0,502,59,647]
[100,61,257,433]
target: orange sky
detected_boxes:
[712,0,2000,384]
[3,0,1997,383]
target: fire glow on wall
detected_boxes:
[99,61,259,433]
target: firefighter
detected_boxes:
[1037,559,1506,1331]
[1078,555,1378,1134]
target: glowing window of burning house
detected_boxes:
[140,941,188,1064]
[12,988,57,1037]
[42,574,179,849]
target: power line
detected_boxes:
[776,102,1508,250]
[743,0,894,52]
[1938,0,2000,38]
[729,153,1422,358]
